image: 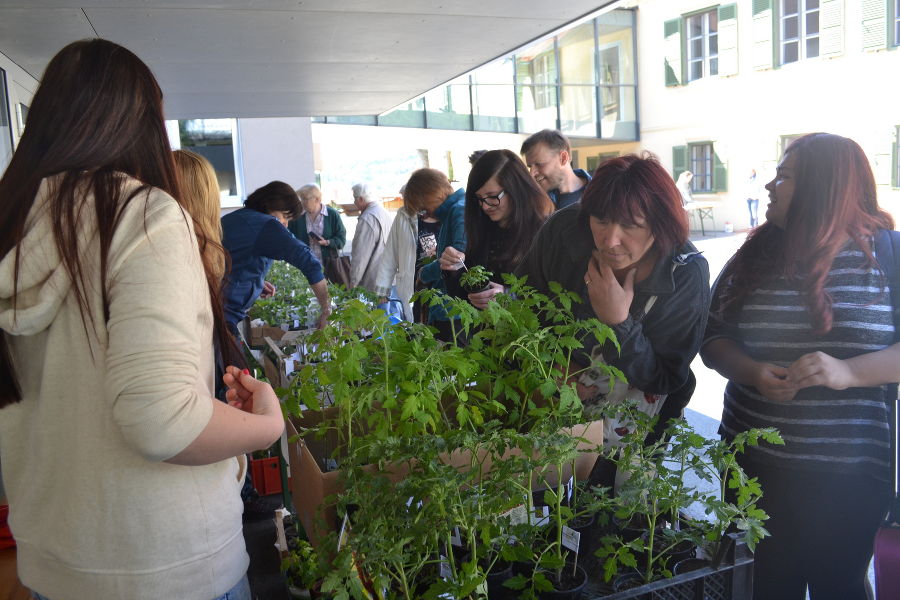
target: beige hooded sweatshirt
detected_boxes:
[0,175,247,600]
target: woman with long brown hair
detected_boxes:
[440,149,553,308]
[0,40,283,600]
[701,133,900,599]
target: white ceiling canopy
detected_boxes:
[0,1,620,119]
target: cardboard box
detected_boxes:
[249,325,287,348]
[286,412,604,548]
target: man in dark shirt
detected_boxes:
[521,129,591,210]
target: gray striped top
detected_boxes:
[706,243,894,481]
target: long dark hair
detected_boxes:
[464,149,553,272]
[0,39,238,407]
[721,133,894,334]
[579,153,689,258]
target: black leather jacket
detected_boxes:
[516,204,711,396]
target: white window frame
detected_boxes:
[689,142,714,192]
[780,0,820,65]
[686,9,719,82]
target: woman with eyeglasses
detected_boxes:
[440,149,553,309]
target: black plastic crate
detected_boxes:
[580,533,753,600]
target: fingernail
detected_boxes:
[242,368,250,375]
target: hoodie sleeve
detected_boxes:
[104,190,215,461]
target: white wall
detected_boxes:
[238,117,316,196]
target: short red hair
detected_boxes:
[579,153,689,256]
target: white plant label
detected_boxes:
[450,526,462,547]
[439,555,451,579]
[562,525,581,552]
[500,504,528,525]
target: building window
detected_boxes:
[686,9,719,81]
[781,0,820,64]
[689,143,714,192]
[178,119,241,200]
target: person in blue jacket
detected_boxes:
[222,181,331,331]
[403,168,466,343]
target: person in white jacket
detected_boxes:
[349,183,393,292]
[0,39,283,600]
[374,189,424,322]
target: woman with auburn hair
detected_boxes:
[440,149,553,308]
[701,133,899,600]
[173,149,226,282]
[517,153,710,446]
[0,39,283,600]
[404,167,467,341]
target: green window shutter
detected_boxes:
[672,145,688,181]
[820,0,845,57]
[861,0,887,51]
[718,4,739,76]
[751,0,774,70]
[713,149,728,192]
[664,18,683,86]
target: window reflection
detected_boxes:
[471,85,516,132]
[179,118,238,198]
[0,70,12,172]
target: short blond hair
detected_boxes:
[173,149,226,281]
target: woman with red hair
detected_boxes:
[701,133,899,599]
[518,153,710,445]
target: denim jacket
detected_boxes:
[516,204,710,395]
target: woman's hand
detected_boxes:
[439,247,466,271]
[751,362,798,401]
[788,351,854,391]
[467,282,505,309]
[317,238,330,246]
[584,249,634,325]
[260,280,276,299]
[222,366,281,419]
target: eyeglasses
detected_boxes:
[477,190,505,207]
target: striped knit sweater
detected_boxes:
[705,239,894,481]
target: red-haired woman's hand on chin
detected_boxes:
[584,250,634,325]
[787,351,853,391]
[751,362,798,402]
[222,366,281,419]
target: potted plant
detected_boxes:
[459,265,493,294]
[592,402,783,589]
[282,538,327,599]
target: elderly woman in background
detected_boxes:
[289,183,347,285]
[701,133,899,600]
[517,154,710,446]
